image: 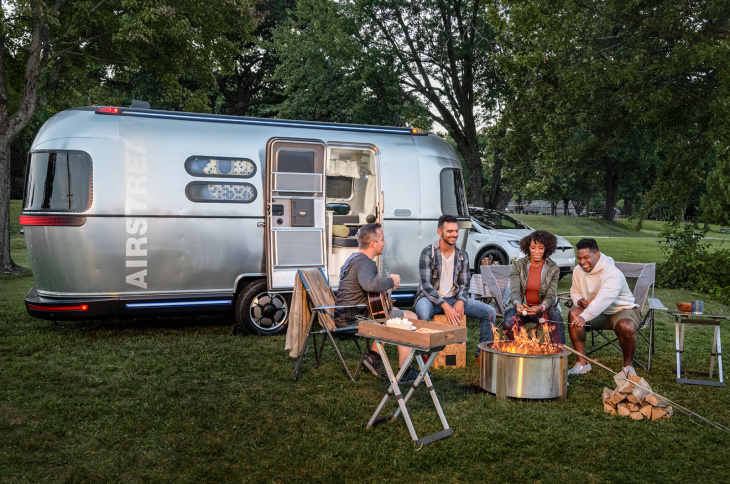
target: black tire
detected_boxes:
[477,248,508,267]
[235,279,290,336]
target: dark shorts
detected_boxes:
[590,306,641,331]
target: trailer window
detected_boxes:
[440,169,468,217]
[185,156,256,178]
[186,182,257,203]
[24,151,92,212]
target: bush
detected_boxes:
[657,223,730,302]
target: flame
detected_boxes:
[491,314,562,355]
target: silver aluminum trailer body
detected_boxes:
[21,106,469,334]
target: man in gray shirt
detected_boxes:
[335,223,418,379]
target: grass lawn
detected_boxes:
[2,201,730,482]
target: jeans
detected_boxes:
[415,297,497,357]
[502,307,565,345]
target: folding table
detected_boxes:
[358,324,467,449]
[672,312,726,387]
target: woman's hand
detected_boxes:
[526,305,544,316]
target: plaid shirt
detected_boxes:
[414,241,470,306]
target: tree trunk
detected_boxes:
[463,140,485,207]
[623,198,633,217]
[563,198,569,215]
[0,138,19,273]
[604,163,619,222]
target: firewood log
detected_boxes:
[640,404,653,419]
[629,411,644,420]
[610,392,626,406]
[645,394,660,406]
[617,403,631,416]
[604,402,617,415]
[627,394,641,404]
[630,378,651,400]
[603,387,613,401]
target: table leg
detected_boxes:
[715,325,723,384]
[710,326,717,379]
[365,343,419,442]
[675,320,682,380]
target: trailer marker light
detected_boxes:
[95,106,121,115]
[125,300,232,309]
[28,304,88,311]
[410,128,428,135]
[19,216,86,226]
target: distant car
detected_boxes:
[465,207,576,279]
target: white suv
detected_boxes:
[465,207,576,279]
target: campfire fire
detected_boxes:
[491,316,562,355]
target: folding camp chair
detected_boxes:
[560,262,666,370]
[292,267,370,382]
[478,265,512,323]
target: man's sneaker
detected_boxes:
[400,366,430,383]
[623,366,637,378]
[362,352,385,378]
[568,362,592,375]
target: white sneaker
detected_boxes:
[623,366,637,377]
[568,362,592,375]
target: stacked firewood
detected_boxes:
[603,373,673,421]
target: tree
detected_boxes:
[492,0,730,222]
[0,0,258,273]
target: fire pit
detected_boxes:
[478,341,569,401]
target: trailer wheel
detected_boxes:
[235,279,289,336]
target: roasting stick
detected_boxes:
[560,344,730,431]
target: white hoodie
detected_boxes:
[570,254,637,322]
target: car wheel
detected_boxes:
[234,279,290,336]
[478,248,508,266]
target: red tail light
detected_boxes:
[19,216,86,226]
[28,304,88,311]
[95,106,122,115]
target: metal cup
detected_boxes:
[691,300,704,314]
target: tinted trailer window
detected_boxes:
[24,151,92,212]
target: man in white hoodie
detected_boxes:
[567,238,641,377]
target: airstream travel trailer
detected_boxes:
[20,106,470,335]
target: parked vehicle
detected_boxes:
[465,207,575,278]
[20,106,470,335]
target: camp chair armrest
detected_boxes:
[647,297,667,311]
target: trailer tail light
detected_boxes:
[410,128,428,135]
[27,304,88,311]
[19,216,86,226]
[95,106,122,115]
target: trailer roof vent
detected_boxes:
[130,100,151,109]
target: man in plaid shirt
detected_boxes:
[414,214,497,359]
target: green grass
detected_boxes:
[2,202,730,482]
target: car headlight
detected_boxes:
[508,240,521,248]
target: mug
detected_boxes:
[691,300,704,314]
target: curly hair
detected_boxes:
[519,230,557,258]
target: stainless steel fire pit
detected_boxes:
[478,342,569,401]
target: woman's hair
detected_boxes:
[519,230,557,258]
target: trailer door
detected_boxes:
[265,139,327,290]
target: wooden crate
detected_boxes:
[431,314,467,369]
[357,319,467,349]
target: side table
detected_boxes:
[672,312,727,387]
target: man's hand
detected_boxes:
[389,273,401,290]
[454,300,465,320]
[441,302,461,326]
[577,298,591,309]
[570,314,586,328]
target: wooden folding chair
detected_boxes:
[562,262,667,370]
[292,267,369,381]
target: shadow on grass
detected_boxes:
[36,314,239,337]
